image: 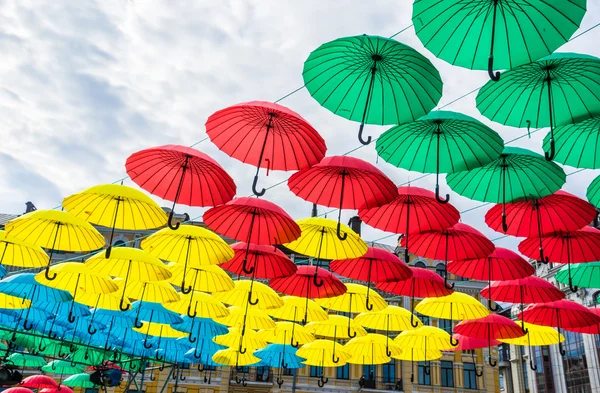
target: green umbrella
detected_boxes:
[72,348,107,366]
[477,53,600,160]
[376,110,504,203]
[303,34,442,145]
[555,262,600,289]
[412,0,586,80]
[587,175,600,208]
[6,353,46,368]
[447,147,566,231]
[543,116,600,169]
[42,360,85,375]
[62,373,96,388]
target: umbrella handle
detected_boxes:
[501,213,509,233]
[488,298,500,312]
[49,330,58,340]
[318,375,328,387]
[475,367,483,377]
[168,211,189,231]
[489,355,497,367]
[198,364,204,372]
[410,314,419,328]
[291,339,299,348]
[488,56,501,82]
[180,374,186,381]
[450,336,459,347]
[544,138,555,161]
[559,342,566,357]
[336,221,348,241]
[424,364,430,376]
[444,275,455,290]
[248,291,259,306]
[69,343,77,353]
[187,304,197,318]
[44,265,57,281]
[119,298,131,312]
[569,275,578,293]
[347,327,357,339]
[365,297,373,311]
[22,319,34,331]
[538,248,549,264]
[188,332,197,344]
[240,346,247,354]
[281,359,288,368]
[252,175,266,197]
[156,352,164,362]
[88,323,97,335]
[58,348,67,358]
[38,342,46,353]
[84,351,89,360]
[67,309,76,324]
[181,283,193,295]
[386,347,392,357]
[410,372,414,383]
[204,375,208,383]
[358,123,372,146]
[159,364,165,371]
[312,274,324,288]
[435,185,450,204]
[277,377,284,388]
[134,318,144,329]
[143,340,153,349]
[530,360,538,371]
[242,258,255,275]
[332,354,340,364]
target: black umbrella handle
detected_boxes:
[487,0,501,82]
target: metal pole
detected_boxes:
[291,367,297,393]
[158,368,174,393]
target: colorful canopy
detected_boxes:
[220,243,296,279]
[345,333,402,365]
[214,280,284,310]
[0,231,48,268]
[544,116,600,169]
[266,296,328,324]
[296,339,352,367]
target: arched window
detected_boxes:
[435,263,446,278]
[414,261,427,268]
[113,240,126,247]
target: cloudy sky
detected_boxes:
[1,1,599,249]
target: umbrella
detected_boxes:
[214,328,268,352]
[215,306,276,332]
[4,388,33,393]
[73,292,130,313]
[40,387,73,393]
[206,101,326,196]
[85,247,171,311]
[543,116,600,169]
[305,315,366,364]
[34,262,118,323]
[62,184,167,257]
[20,375,58,389]
[415,292,489,345]
[114,279,180,324]
[297,339,352,387]
[394,326,452,375]
[376,111,504,203]
[0,273,72,303]
[455,314,524,367]
[131,301,183,327]
[282,217,367,276]
[404,222,494,289]
[257,321,315,348]
[0,230,48,269]
[478,53,600,160]
[345,334,402,366]
[358,186,460,262]
[177,317,228,343]
[164,290,229,320]
[254,344,305,383]
[42,360,84,375]
[377,267,452,327]
[449,148,566,233]
[447,248,534,310]
[166,263,234,294]
[519,227,600,291]
[270,266,346,323]
[133,321,187,352]
[559,308,600,335]
[330,247,412,309]
[125,144,236,228]
[587,174,600,208]
[556,262,600,290]
[413,0,585,80]
[6,353,46,368]
[184,337,225,365]
[485,191,596,262]
[316,283,387,337]
[446,333,498,377]
[303,34,442,145]
[4,210,105,280]
[288,156,397,239]
[500,322,564,371]
[392,348,442,384]
[518,300,600,356]
[213,347,261,386]
[62,374,96,388]
[214,280,283,310]
[220,243,296,279]
[267,296,327,325]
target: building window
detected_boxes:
[562,331,591,393]
[464,363,477,390]
[438,318,453,334]
[441,361,454,387]
[382,360,395,383]
[113,240,127,247]
[283,367,293,376]
[533,346,555,393]
[418,362,431,385]
[85,390,99,393]
[500,373,505,390]
[337,364,349,380]
[414,261,427,268]
[363,364,376,380]
[523,361,530,393]
[256,366,270,382]
[435,263,446,278]
[310,366,320,377]
[416,312,430,326]
[204,365,216,371]
[499,343,510,362]
[238,366,249,373]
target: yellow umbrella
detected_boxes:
[500,322,564,372]
[74,291,131,311]
[0,230,48,268]
[392,347,443,385]
[212,347,261,367]
[214,327,268,352]
[415,292,489,347]
[4,210,105,280]
[85,247,171,311]
[345,333,402,365]
[215,306,276,331]
[213,280,283,310]
[113,278,180,304]
[62,184,167,257]
[164,291,229,319]
[267,296,328,324]
[0,293,31,309]
[305,315,367,339]
[166,263,234,293]
[296,339,352,367]
[394,325,452,375]
[257,321,315,347]
[316,283,387,338]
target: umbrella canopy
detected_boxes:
[544,116,600,169]
[305,315,367,340]
[358,186,460,262]
[257,322,315,347]
[4,388,34,393]
[345,333,402,365]
[6,353,46,368]
[254,344,306,369]
[376,111,504,203]
[303,34,442,145]
[447,334,500,351]
[215,306,276,331]
[478,53,600,160]
[415,292,489,334]
[0,231,48,268]
[41,387,74,393]
[355,305,422,332]
[288,156,397,238]
[166,263,234,294]
[4,210,105,281]
[556,262,600,290]
[204,197,301,245]
[297,339,353,367]
[74,292,130,312]
[559,308,600,335]
[114,279,180,304]
[177,317,229,341]
[214,280,283,310]
[62,374,96,388]
[206,101,326,196]
[447,147,566,231]
[125,144,236,228]
[133,321,187,338]
[131,301,183,325]
[392,348,442,362]
[267,296,328,324]
[164,291,229,319]
[0,273,72,303]
[220,243,296,279]
[394,326,453,351]
[214,327,268,352]
[212,348,261,367]
[184,338,226,364]
[481,276,564,305]
[20,375,58,389]
[587,174,600,208]
[62,184,167,257]
[519,227,600,291]
[413,0,585,79]
[500,322,564,346]
[42,360,84,375]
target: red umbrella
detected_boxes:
[329,247,412,310]
[485,191,596,262]
[447,333,499,377]
[519,227,600,291]
[358,186,460,263]
[41,387,74,393]
[220,243,297,279]
[377,267,453,328]
[20,375,58,390]
[270,266,346,323]
[518,300,600,356]
[125,144,236,229]
[288,155,397,240]
[448,248,534,311]
[405,223,495,289]
[4,388,34,393]
[565,307,600,335]
[455,314,524,367]
[206,101,327,196]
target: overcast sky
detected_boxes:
[0,1,599,250]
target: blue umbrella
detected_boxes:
[35,301,91,320]
[254,344,306,369]
[14,308,53,331]
[83,309,134,336]
[0,273,72,303]
[177,317,228,342]
[131,301,183,327]
[0,266,8,279]
[156,348,190,365]
[184,338,225,365]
